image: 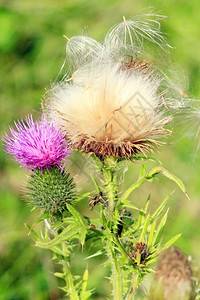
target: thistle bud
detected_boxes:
[27,167,75,217]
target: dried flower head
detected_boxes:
[150,247,193,300]
[44,15,179,159]
[2,115,72,171]
[128,241,149,265]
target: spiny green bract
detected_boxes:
[27,167,75,216]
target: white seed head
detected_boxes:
[46,59,170,158]
[65,36,105,73]
[44,14,184,159]
[104,14,171,58]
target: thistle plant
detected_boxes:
[2,13,198,299]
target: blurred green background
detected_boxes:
[0,0,200,299]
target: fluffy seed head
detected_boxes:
[150,247,193,300]
[2,115,72,171]
[46,59,170,158]
[104,14,171,55]
[44,15,179,159]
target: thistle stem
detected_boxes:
[102,168,117,213]
[126,272,140,300]
[113,234,130,261]
[107,244,123,300]
[60,243,79,300]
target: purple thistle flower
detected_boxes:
[2,115,72,171]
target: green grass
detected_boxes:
[0,0,200,298]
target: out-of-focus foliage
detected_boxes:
[0,0,200,299]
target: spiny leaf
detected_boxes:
[145,257,158,266]
[79,229,87,246]
[131,156,162,165]
[50,246,66,256]
[121,164,187,205]
[91,176,101,193]
[85,250,103,260]
[146,167,189,199]
[153,209,169,246]
[66,204,86,227]
[120,201,144,212]
[144,194,151,214]
[36,225,84,248]
[139,214,150,242]
[132,212,143,234]
[33,212,51,226]
[75,192,92,203]
[80,268,91,300]
[139,163,146,179]
[120,177,146,203]
[24,223,42,241]
[54,272,65,279]
[62,261,79,300]
[151,192,173,221]
[159,233,182,253]
[148,219,157,248]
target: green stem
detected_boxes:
[93,156,118,214]
[102,165,117,214]
[126,272,140,300]
[98,157,124,299]
[108,245,123,300]
[62,260,79,300]
[60,243,79,300]
[113,234,130,261]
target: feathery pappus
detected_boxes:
[44,14,185,159]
